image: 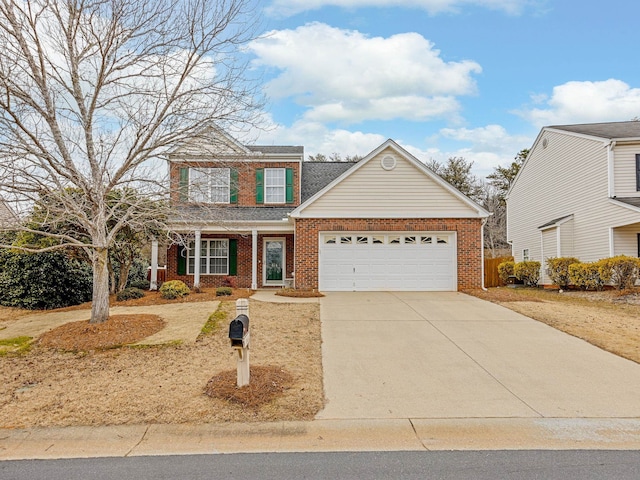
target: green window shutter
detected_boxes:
[179,167,189,202]
[255,168,264,204]
[230,168,239,204]
[285,168,294,204]
[229,239,237,275]
[177,245,187,275]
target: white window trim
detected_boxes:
[264,168,286,204]
[188,167,230,204]
[523,248,530,261]
[187,239,229,275]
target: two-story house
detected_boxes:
[164,129,489,291]
[507,121,640,285]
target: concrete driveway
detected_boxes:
[317,291,640,420]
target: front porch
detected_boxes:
[153,228,295,290]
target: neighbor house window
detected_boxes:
[189,168,230,203]
[523,248,530,261]
[187,239,229,275]
[636,154,640,191]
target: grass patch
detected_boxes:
[200,303,230,336]
[0,336,32,356]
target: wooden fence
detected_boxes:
[484,256,513,288]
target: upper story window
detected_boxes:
[189,168,230,203]
[256,167,294,204]
[178,166,237,204]
[265,168,285,203]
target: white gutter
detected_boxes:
[606,140,616,197]
[481,218,487,291]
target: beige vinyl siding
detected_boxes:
[508,130,640,277]
[613,144,640,197]
[613,223,640,256]
[299,147,478,218]
[559,218,574,257]
[541,229,558,284]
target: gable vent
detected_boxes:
[381,155,396,170]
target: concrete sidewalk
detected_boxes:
[3,418,640,460]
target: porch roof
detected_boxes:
[169,205,295,223]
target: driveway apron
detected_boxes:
[317,292,640,420]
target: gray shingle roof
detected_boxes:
[301,161,357,202]
[549,121,640,139]
[613,197,640,209]
[170,206,295,223]
[246,145,304,155]
[538,214,573,229]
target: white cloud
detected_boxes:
[253,118,386,159]
[435,125,533,176]
[266,0,533,17]
[517,79,640,127]
[249,23,481,124]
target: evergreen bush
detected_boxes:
[159,280,190,299]
[546,257,580,289]
[497,260,515,284]
[116,287,145,301]
[0,250,92,309]
[514,261,541,287]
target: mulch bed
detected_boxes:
[204,365,294,409]
[38,314,165,351]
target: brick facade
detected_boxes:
[169,161,301,207]
[293,218,483,291]
[166,233,294,289]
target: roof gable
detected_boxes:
[291,140,488,219]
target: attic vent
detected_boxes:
[542,138,549,148]
[381,155,396,170]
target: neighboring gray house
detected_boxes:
[507,121,640,285]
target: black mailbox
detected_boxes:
[229,314,249,347]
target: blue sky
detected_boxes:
[244,0,640,178]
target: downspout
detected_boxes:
[481,217,488,291]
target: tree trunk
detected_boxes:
[117,258,132,293]
[91,248,110,324]
[108,259,116,295]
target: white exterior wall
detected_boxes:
[541,228,558,284]
[560,218,574,257]
[613,223,640,256]
[299,147,478,218]
[507,130,640,283]
[613,144,640,197]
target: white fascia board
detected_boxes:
[538,214,574,231]
[291,139,489,218]
[608,198,640,216]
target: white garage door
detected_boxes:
[318,232,457,291]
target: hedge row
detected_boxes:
[498,255,640,290]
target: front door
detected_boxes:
[264,238,285,285]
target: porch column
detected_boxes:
[251,229,258,290]
[150,238,159,291]
[194,229,201,289]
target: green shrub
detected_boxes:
[514,261,541,287]
[597,255,640,290]
[216,286,233,296]
[0,250,92,309]
[116,287,145,301]
[497,261,515,284]
[546,257,580,289]
[569,262,606,291]
[159,280,190,299]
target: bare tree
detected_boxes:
[0,0,263,323]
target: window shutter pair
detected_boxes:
[255,168,294,204]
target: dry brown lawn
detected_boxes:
[0,290,323,428]
[468,287,640,364]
